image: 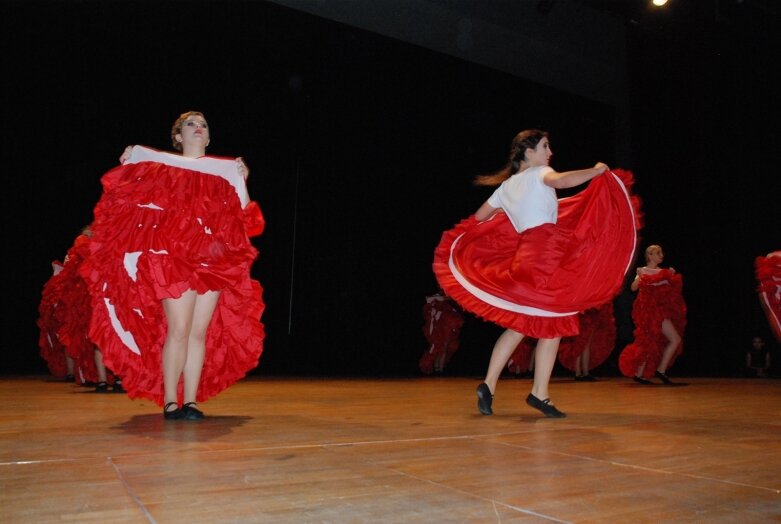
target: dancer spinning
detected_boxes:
[618,244,686,384]
[433,129,640,417]
[80,111,266,420]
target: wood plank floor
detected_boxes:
[1,376,779,523]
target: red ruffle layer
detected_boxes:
[433,169,641,338]
[79,159,265,406]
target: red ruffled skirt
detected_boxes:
[433,169,641,338]
[618,270,686,377]
[79,158,265,406]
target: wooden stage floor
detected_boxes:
[1,375,779,523]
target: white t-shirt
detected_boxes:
[486,165,556,233]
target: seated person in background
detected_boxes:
[746,336,771,377]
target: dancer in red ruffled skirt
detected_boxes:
[80,111,265,420]
[37,260,74,380]
[418,291,464,374]
[755,251,781,344]
[558,301,616,381]
[57,226,124,393]
[433,129,641,417]
[618,245,686,384]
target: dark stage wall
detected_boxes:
[2,1,779,378]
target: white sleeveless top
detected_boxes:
[486,165,556,233]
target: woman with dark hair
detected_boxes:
[81,111,266,420]
[433,129,640,417]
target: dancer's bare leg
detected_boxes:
[582,346,591,375]
[162,290,198,407]
[483,329,524,394]
[94,348,107,383]
[182,290,220,405]
[657,319,681,373]
[530,337,561,400]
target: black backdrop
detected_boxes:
[2,1,778,377]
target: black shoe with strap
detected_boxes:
[655,370,674,385]
[476,383,493,416]
[163,402,184,420]
[182,402,205,420]
[526,393,566,418]
[633,376,653,385]
[112,381,126,393]
[94,381,110,393]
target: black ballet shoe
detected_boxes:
[94,381,109,393]
[655,370,674,385]
[182,402,205,420]
[163,402,184,420]
[526,393,566,418]
[476,383,493,416]
[111,381,126,393]
[633,376,653,385]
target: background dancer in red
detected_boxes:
[418,291,464,374]
[433,129,640,418]
[755,251,781,344]
[507,338,535,378]
[81,111,266,420]
[619,244,686,385]
[558,302,616,382]
[37,260,75,381]
[57,226,123,393]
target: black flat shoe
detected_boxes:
[476,383,493,416]
[526,393,566,418]
[112,382,126,393]
[633,376,653,385]
[94,381,109,393]
[575,374,597,382]
[64,374,75,383]
[655,370,674,385]
[163,402,184,420]
[182,402,205,420]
